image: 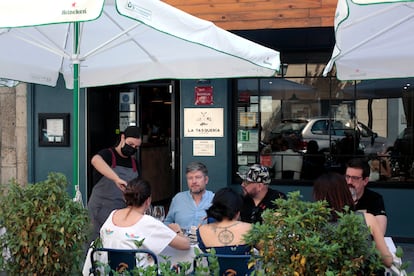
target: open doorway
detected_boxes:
[86,80,180,204]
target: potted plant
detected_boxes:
[243,191,384,275]
[0,172,89,275]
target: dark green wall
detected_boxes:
[180,79,232,192]
[27,76,87,198]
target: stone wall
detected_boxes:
[0,84,27,186]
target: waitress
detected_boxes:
[87,126,142,240]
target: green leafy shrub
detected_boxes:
[91,237,215,276]
[89,240,218,276]
[393,247,414,276]
[243,191,384,275]
[0,172,90,275]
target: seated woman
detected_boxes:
[313,172,393,269]
[196,187,252,254]
[99,177,190,261]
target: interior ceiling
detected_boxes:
[231,27,335,64]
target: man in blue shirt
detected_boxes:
[164,162,214,233]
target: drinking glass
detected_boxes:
[145,204,153,216]
[152,205,165,221]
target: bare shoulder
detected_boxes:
[240,221,252,227]
[238,221,252,231]
[198,223,208,234]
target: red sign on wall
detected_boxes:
[260,155,272,167]
[194,86,213,105]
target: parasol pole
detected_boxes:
[72,21,80,198]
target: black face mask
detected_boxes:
[121,143,137,157]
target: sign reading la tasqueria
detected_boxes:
[184,108,223,137]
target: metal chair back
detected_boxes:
[194,253,253,276]
[90,247,158,276]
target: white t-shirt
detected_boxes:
[82,212,177,275]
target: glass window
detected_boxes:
[233,69,414,183]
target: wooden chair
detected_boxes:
[193,253,253,276]
[89,247,158,276]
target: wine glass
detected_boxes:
[145,204,153,216]
[152,205,165,221]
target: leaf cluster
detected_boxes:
[393,247,414,276]
[243,191,383,275]
[0,173,90,275]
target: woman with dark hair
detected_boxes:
[196,187,252,254]
[313,172,355,221]
[313,172,392,268]
[99,178,190,256]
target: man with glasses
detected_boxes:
[239,164,286,223]
[345,158,387,235]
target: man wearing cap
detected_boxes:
[88,126,142,239]
[239,164,286,223]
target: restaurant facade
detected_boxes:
[0,0,413,240]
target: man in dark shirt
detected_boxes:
[239,164,286,223]
[345,158,387,235]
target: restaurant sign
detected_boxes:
[194,86,213,105]
[184,108,223,137]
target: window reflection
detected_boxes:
[234,72,414,183]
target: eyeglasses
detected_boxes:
[345,175,363,181]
